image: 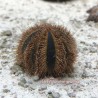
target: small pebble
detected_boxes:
[1,30,12,36]
[82,69,95,78]
[39,86,47,91]
[68,92,76,97]
[3,85,7,88]
[52,91,60,98]
[20,77,26,84]
[18,82,25,87]
[89,47,97,53]
[28,87,35,91]
[1,96,4,98]
[48,92,54,98]
[10,65,22,74]
[33,76,39,81]
[28,80,33,84]
[48,91,60,98]
[3,89,10,93]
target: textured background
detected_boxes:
[0,0,98,98]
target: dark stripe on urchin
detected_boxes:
[47,32,56,70]
[31,44,36,70]
[22,32,36,53]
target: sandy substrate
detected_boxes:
[0,0,98,98]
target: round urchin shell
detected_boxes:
[16,23,77,78]
[87,5,98,22]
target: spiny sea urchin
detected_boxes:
[87,5,98,22]
[16,23,77,78]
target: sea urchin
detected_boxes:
[43,0,72,2]
[16,23,77,78]
[87,5,98,22]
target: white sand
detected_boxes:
[0,0,98,98]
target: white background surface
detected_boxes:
[0,0,98,98]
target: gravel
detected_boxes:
[0,0,98,98]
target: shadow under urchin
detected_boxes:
[16,23,77,79]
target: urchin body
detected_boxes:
[87,5,98,22]
[16,23,77,78]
